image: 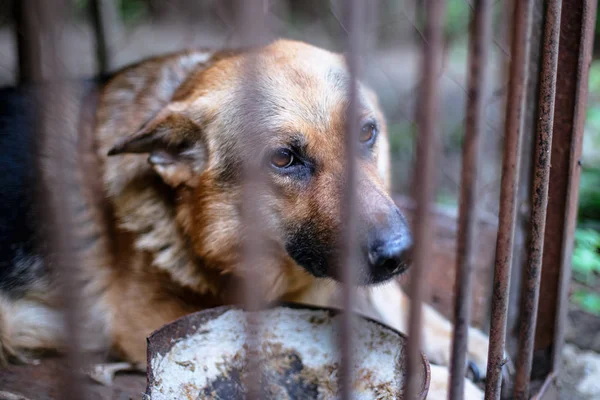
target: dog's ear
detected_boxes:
[107,105,207,188]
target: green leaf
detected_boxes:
[572,290,600,316]
[588,61,600,93]
[572,228,600,283]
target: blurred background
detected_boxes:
[0,0,598,397]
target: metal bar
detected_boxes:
[13,0,44,83]
[513,1,563,398]
[552,0,598,373]
[405,1,446,399]
[448,1,492,398]
[236,1,269,398]
[505,0,546,363]
[339,0,364,397]
[89,0,119,75]
[532,0,598,376]
[89,0,109,74]
[29,0,90,399]
[484,0,535,398]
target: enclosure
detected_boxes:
[0,0,598,399]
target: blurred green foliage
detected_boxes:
[579,167,600,223]
[72,0,147,24]
[571,60,600,313]
[572,289,600,316]
[444,0,470,40]
[573,229,600,283]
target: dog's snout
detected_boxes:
[368,236,412,272]
[365,208,412,283]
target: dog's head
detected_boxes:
[108,40,412,286]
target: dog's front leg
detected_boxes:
[366,280,490,379]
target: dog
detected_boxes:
[0,39,491,398]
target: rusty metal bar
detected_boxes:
[89,0,119,75]
[513,1,562,398]
[405,1,445,399]
[505,0,546,363]
[448,1,492,398]
[236,1,270,398]
[27,1,90,399]
[533,0,598,377]
[484,0,535,398]
[89,0,109,74]
[339,0,365,397]
[13,0,44,83]
[552,0,598,373]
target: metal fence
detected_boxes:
[3,0,597,399]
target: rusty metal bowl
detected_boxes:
[145,303,430,399]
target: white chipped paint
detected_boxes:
[148,308,415,399]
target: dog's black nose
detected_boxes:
[368,235,412,275]
[365,207,413,284]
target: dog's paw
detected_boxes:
[423,325,496,384]
[465,327,515,389]
[465,326,490,379]
[427,364,484,400]
[84,362,145,386]
[0,341,40,367]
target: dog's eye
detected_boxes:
[271,148,295,168]
[360,123,377,143]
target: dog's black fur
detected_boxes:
[0,78,109,299]
[0,85,43,298]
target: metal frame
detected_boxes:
[8,0,598,398]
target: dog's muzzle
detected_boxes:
[364,207,413,284]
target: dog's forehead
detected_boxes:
[246,41,377,142]
[193,41,381,156]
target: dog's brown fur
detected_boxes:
[0,40,490,398]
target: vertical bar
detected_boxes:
[448,1,492,398]
[504,0,546,361]
[339,0,364,398]
[513,1,562,399]
[484,0,535,398]
[533,0,598,376]
[89,0,109,74]
[405,1,445,399]
[13,0,44,83]
[236,1,269,398]
[89,0,121,75]
[551,0,598,373]
[29,1,90,399]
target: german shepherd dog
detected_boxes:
[0,40,492,398]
